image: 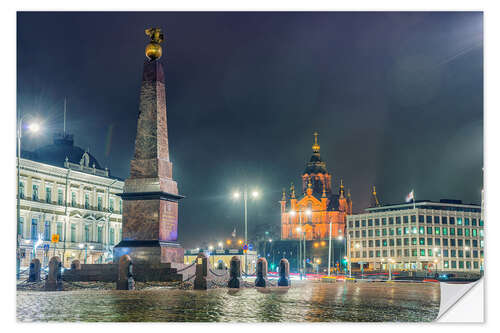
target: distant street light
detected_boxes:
[232,185,259,276]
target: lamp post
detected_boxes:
[233,186,259,276]
[17,115,41,279]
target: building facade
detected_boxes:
[280,132,352,241]
[184,249,258,274]
[17,133,123,267]
[346,199,484,272]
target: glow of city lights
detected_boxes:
[314,242,319,248]
[252,191,259,198]
[218,242,223,247]
[233,192,240,199]
[296,227,302,232]
[209,245,214,250]
[355,243,361,248]
[238,239,243,244]
[337,236,344,240]
[305,209,312,216]
[316,258,321,264]
[290,210,296,216]
[268,239,272,242]
[226,239,231,245]
[320,241,326,247]
[34,233,43,251]
[89,245,95,250]
[78,243,84,249]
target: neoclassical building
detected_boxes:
[17,133,123,267]
[280,132,352,241]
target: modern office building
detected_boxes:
[346,199,483,272]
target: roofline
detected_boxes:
[365,200,480,212]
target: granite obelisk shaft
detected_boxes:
[114,59,184,265]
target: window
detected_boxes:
[369,251,374,258]
[473,239,478,247]
[428,249,433,256]
[420,249,425,256]
[368,219,373,227]
[426,216,432,223]
[443,250,449,257]
[458,239,463,247]
[98,196,102,211]
[465,218,470,226]
[57,222,62,240]
[404,227,409,234]
[435,227,440,235]
[443,239,448,246]
[419,238,425,245]
[404,249,410,257]
[119,200,122,214]
[389,228,394,236]
[109,198,114,213]
[418,215,424,223]
[451,250,456,257]
[361,220,366,227]
[450,239,456,246]
[411,226,417,234]
[396,216,401,224]
[404,238,409,245]
[442,227,448,236]
[84,225,90,242]
[375,229,380,236]
[32,184,39,201]
[382,250,388,257]
[434,216,440,224]
[382,218,387,225]
[71,224,76,242]
[472,218,477,226]
[465,239,470,247]
[458,250,463,258]
[389,239,394,246]
[473,261,479,269]
[427,227,432,235]
[355,231,360,238]
[375,218,380,226]
[349,221,353,228]
[444,261,449,268]
[403,216,409,223]
[355,220,359,227]
[368,240,373,247]
[58,189,63,205]
[450,228,455,236]
[419,226,425,234]
[46,187,51,203]
[411,215,416,223]
[465,229,470,237]
[44,221,50,241]
[473,250,478,258]
[397,228,402,235]
[479,220,484,226]
[457,228,463,236]
[451,261,456,268]
[85,193,90,209]
[368,229,373,237]
[376,250,380,257]
[442,216,448,224]
[389,217,394,225]
[382,229,387,236]
[435,238,441,246]
[375,240,380,247]
[19,182,25,199]
[412,249,417,257]
[427,238,433,246]
[362,230,366,237]
[109,228,115,245]
[472,229,477,237]
[457,217,462,225]
[382,239,387,247]
[450,217,455,225]
[459,261,464,269]
[71,192,76,207]
[412,238,417,245]
[31,218,38,240]
[396,238,402,246]
[18,217,24,236]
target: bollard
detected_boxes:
[45,256,63,291]
[28,258,41,282]
[278,258,290,287]
[255,257,268,287]
[117,255,134,290]
[71,259,81,270]
[194,252,208,290]
[228,256,242,288]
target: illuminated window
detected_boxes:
[46,187,51,203]
[419,238,425,245]
[19,182,25,199]
[419,226,424,234]
[434,227,440,235]
[420,249,425,256]
[44,221,50,241]
[71,192,76,207]
[57,189,63,205]
[457,218,462,225]
[442,227,448,235]
[32,184,39,201]
[31,218,38,240]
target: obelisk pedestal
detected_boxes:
[114,29,184,267]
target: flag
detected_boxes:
[231,228,236,238]
[406,190,414,203]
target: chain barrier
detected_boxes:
[176,262,196,273]
[183,274,196,282]
[208,268,228,277]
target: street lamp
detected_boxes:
[232,185,259,276]
[16,115,42,279]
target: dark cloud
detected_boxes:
[17,12,483,248]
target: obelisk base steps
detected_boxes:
[113,240,184,266]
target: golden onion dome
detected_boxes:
[312,131,320,153]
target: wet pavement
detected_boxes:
[16,281,440,322]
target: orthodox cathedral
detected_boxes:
[280,132,352,241]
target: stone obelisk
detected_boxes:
[114,28,184,266]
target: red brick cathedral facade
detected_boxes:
[280,132,352,241]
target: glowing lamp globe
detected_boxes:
[146,42,162,60]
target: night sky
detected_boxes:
[17,12,483,248]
